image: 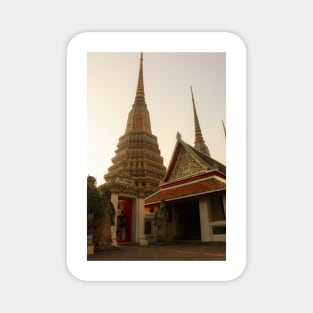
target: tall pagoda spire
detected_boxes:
[191,86,211,157]
[104,53,166,198]
[135,52,145,99]
[125,53,152,134]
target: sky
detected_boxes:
[87,52,226,186]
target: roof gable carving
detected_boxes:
[168,144,206,181]
[163,134,226,184]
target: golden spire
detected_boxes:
[191,86,210,156]
[135,52,145,99]
[125,53,152,134]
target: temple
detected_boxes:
[144,89,226,243]
[101,53,166,245]
[99,53,226,245]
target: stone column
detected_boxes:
[137,198,148,245]
[111,193,119,247]
[132,198,138,243]
[199,197,212,242]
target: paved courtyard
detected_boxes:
[87,242,226,261]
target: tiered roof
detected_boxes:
[145,133,226,205]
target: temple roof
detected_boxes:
[145,177,225,205]
[145,133,226,205]
[162,133,225,184]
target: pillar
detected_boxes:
[131,198,138,242]
[199,197,213,242]
[137,198,148,245]
[111,193,119,247]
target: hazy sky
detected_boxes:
[87,52,226,186]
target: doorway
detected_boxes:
[174,200,201,240]
[116,197,132,242]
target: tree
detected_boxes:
[87,176,103,236]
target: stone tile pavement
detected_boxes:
[87,242,226,261]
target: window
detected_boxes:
[212,226,226,235]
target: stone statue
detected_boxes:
[153,200,168,243]
[93,188,116,248]
[103,189,116,227]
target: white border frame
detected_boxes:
[66,32,246,281]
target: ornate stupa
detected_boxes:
[104,53,166,198]
[190,86,211,156]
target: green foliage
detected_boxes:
[87,176,103,235]
[87,176,103,215]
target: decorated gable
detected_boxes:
[167,144,207,182]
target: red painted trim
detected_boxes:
[145,178,226,205]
